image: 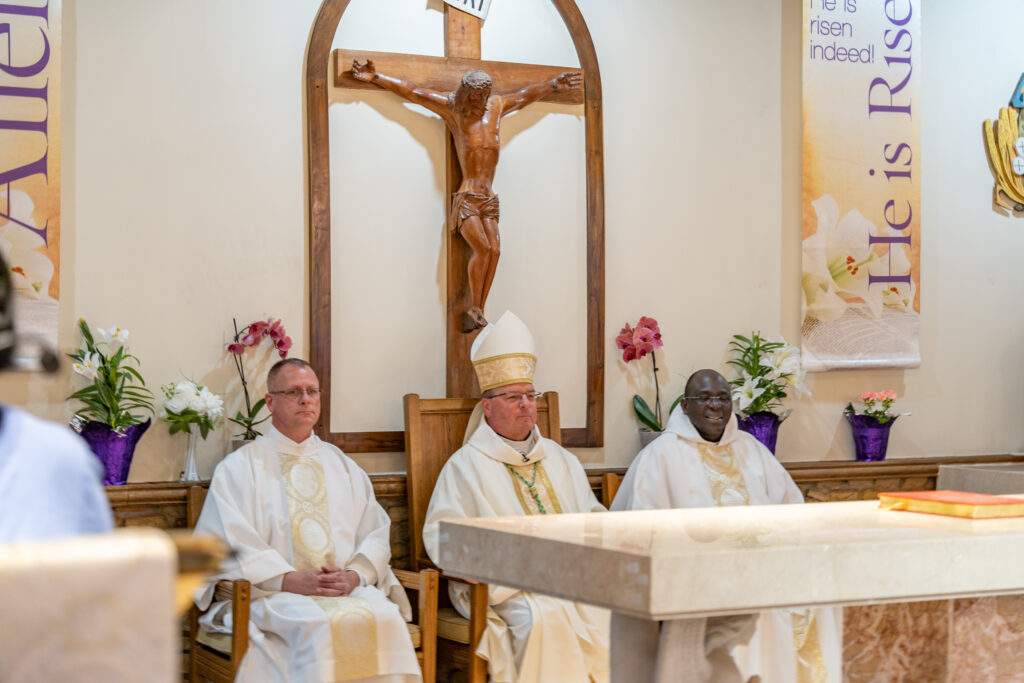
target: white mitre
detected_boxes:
[463,311,537,442]
[471,310,537,392]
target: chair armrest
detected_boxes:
[393,569,439,683]
[203,579,251,666]
[436,574,488,681]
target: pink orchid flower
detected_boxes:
[276,335,293,358]
[616,317,664,363]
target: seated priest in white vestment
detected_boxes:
[423,311,610,683]
[613,369,842,683]
[194,358,421,683]
[0,251,113,543]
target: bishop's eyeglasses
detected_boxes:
[487,391,543,404]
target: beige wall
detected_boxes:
[4,0,1024,480]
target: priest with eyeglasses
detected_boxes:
[423,311,609,683]
[613,369,842,683]
[194,358,421,682]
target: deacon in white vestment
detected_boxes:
[195,359,420,683]
[613,369,842,683]
[423,311,610,683]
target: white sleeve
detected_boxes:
[760,447,804,504]
[346,465,390,587]
[193,457,294,607]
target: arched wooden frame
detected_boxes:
[306,0,604,452]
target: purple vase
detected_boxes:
[846,414,897,462]
[737,411,781,455]
[76,419,151,485]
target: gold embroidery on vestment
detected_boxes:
[314,595,380,681]
[280,454,381,680]
[506,461,564,515]
[792,610,827,683]
[696,443,750,506]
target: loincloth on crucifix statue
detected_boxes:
[449,191,500,232]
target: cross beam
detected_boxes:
[333,49,584,106]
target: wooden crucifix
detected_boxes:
[349,58,581,333]
[306,2,605,451]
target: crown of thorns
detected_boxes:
[460,70,492,91]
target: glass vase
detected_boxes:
[181,424,201,482]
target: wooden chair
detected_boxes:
[185,485,438,683]
[602,472,623,509]
[403,392,561,683]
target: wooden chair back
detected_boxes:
[403,392,561,570]
[602,472,623,509]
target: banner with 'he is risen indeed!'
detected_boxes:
[801,0,921,370]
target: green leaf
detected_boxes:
[249,398,266,417]
[122,365,146,385]
[667,394,685,417]
[632,395,662,432]
[78,319,95,348]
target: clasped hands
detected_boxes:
[282,565,361,597]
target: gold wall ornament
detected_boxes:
[983,73,1024,214]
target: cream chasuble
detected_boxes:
[613,406,842,683]
[424,420,610,683]
[194,426,421,683]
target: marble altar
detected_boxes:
[438,501,1024,682]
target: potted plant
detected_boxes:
[616,316,681,446]
[225,318,292,448]
[844,391,900,461]
[161,380,224,481]
[67,319,154,485]
[726,332,808,455]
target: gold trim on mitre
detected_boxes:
[473,352,536,393]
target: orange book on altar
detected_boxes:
[878,490,1024,519]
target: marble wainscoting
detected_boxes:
[844,597,1024,683]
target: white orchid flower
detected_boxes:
[0,190,54,300]
[72,353,102,381]
[732,373,766,412]
[97,325,130,347]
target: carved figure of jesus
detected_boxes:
[351,59,582,331]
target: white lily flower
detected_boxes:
[72,353,102,381]
[97,325,130,347]
[733,373,766,412]
[879,280,916,312]
[0,190,54,300]
[790,363,811,397]
[802,195,890,322]
[762,345,801,381]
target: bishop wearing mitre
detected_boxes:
[423,311,609,683]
